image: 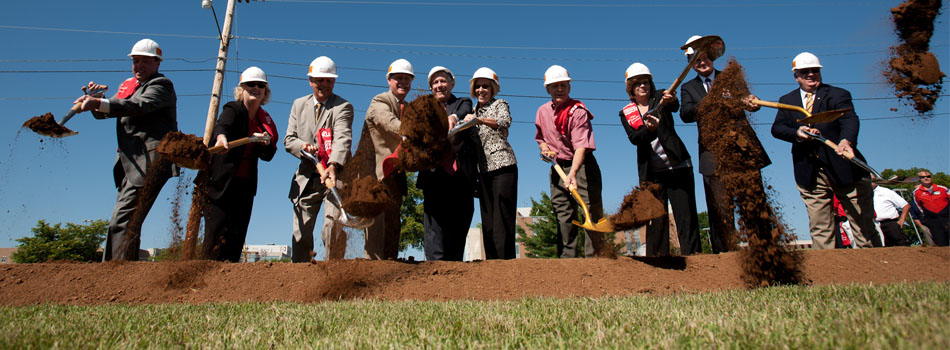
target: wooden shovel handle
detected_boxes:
[207,135,269,154]
[314,161,336,189]
[751,99,811,117]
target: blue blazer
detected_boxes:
[771,83,868,187]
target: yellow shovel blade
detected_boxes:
[569,189,614,232]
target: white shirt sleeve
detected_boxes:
[96,98,110,113]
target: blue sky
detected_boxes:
[1,0,947,259]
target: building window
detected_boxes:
[1,256,6,263]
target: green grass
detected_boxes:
[1,282,947,349]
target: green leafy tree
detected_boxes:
[13,219,108,263]
[697,211,712,254]
[517,192,560,258]
[399,173,424,251]
[880,168,949,246]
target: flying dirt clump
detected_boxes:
[397,94,452,172]
[884,0,945,114]
[157,131,210,170]
[23,113,77,138]
[696,58,802,287]
[342,175,395,218]
[609,182,665,231]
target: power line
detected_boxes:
[263,0,875,8]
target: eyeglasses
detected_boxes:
[474,83,493,90]
[797,68,821,75]
[244,82,267,89]
[919,175,932,178]
[631,80,650,87]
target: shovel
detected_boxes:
[26,87,108,138]
[750,99,852,124]
[802,130,883,179]
[447,116,478,137]
[541,154,614,232]
[161,134,271,170]
[300,150,375,229]
[645,35,726,117]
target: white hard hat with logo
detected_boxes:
[470,67,500,94]
[624,63,651,80]
[427,66,454,87]
[308,56,338,78]
[387,58,415,79]
[128,38,162,61]
[683,35,703,56]
[792,52,823,71]
[240,66,267,84]
[543,65,571,86]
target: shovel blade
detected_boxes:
[681,35,725,61]
[796,108,852,124]
[340,215,375,229]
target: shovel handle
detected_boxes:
[207,135,269,154]
[751,99,811,117]
[644,54,699,117]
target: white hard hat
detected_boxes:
[624,63,651,81]
[543,65,571,86]
[792,52,823,71]
[128,38,162,61]
[470,67,500,94]
[240,66,267,84]
[427,66,454,86]
[683,35,702,56]
[387,58,415,79]
[308,56,338,78]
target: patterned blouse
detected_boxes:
[471,98,517,173]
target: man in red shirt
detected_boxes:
[913,170,949,246]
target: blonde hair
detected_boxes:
[469,78,499,100]
[234,84,271,105]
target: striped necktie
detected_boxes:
[804,92,814,113]
[704,77,712,93]
[314,102,322,123]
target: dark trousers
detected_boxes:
[645,166,700,256]
[879,219,910,247]
[105,163,171,261]
[479,165,518,259]
[203,177,255,262]
[702,174,736,253]
[550,155,603,258]
[421,168,475,261]
[922,216,949,246]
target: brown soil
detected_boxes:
[22,112,77,138]
[398,94,451,172]
[157,132,210,170]
[117,156,175,259]
[610,183,665,231]
[884,0,945,113]
[696,59,801,287]
[342,175,394,218]
[0,247,945,305]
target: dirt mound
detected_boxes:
[398,94,451,172]
[609,183,665,230]
[884,0,945,113]
[696,59,801,287]
[0,247,945,305]
[157,132,209,170]
[342,175,394,218]
[23,113,77,138]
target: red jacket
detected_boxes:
[914,184,949,217]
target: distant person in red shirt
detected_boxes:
[913,170,949,246]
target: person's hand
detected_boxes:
[743,94,762,112]
[898,218,905,227]
[302,143,319,155]
[214,134,229,150]
[321,163,337,187]
[644,114,660,131]
[796,126,819,141]
[540,147,556,161]
[462,113,476,123]
[73,95,100,112]
[83,81,108,97]
[836,139,853,156]
[252,132,271,145]
[661,90,676,104]
[447,114,458,130]
[566,172,578,191]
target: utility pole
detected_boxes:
[183,0,238,260]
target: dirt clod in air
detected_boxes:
[23,113,77,138]
[884,0,945,114]
[696,59,802,287]
[157,131,210,170]
[398,94,452,172]
[610,183,665,231]
[342,176,394,218]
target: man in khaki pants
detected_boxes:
[285,56,354,261]
[770,52,879,249]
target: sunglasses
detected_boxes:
[244,82,267,89]
[474,83,493,90]
[919,175,932,178]
[797,68,821,75]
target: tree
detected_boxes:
[516,192,560,258]
[13,219,108,263]
[697,211,712,254]
[399,173,424,252]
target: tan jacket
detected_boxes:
[354,90,402,180]
[284,93,354,201]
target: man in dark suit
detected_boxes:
[679,35,764,253]
[771,52,879,249]
[75,38,178,261]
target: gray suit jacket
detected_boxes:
[284,93,354,201]
[92,73,178,188]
